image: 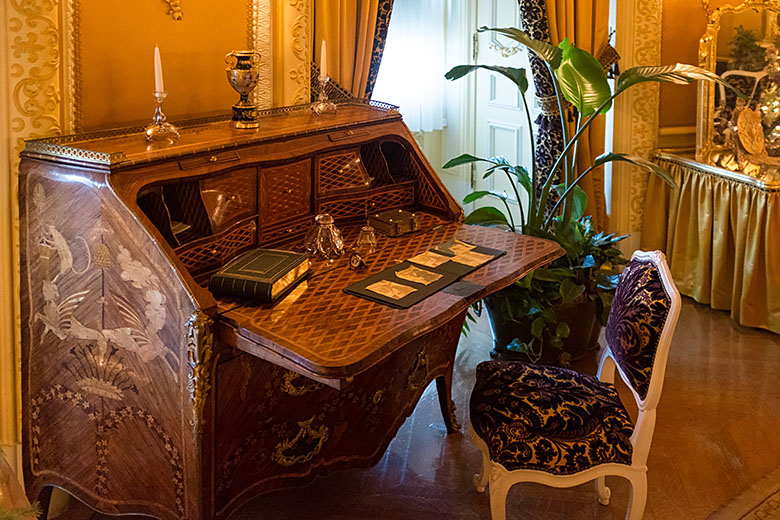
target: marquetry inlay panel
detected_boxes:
[220,220,562,378]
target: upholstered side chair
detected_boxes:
[469,250,681,520]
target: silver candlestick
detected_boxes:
[311,77,337,116]
[145,91,180,142]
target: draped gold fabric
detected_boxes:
[314,0,380,98]
[642,156,780,334]
[545,0,610,229]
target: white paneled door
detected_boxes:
[472,0,537,229]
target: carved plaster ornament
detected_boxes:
[160,0,183,20]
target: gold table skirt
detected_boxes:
[641,153,780,334]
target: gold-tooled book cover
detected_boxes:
[209,248,309,303]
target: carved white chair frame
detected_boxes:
[470,250,682,520]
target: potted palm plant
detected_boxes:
[446,27,740,366]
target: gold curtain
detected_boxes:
[545,0,610,228]
[642,157,780,334]
[314,0,380,98]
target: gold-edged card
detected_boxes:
[395,265,444,286]
[449,250,494,267]
[366,280,417,300]
[408,250,451,268]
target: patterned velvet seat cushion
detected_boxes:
[470,361,634,475]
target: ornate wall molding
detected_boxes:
[249,0,273,110]
[288,0,311,104]
[2,0,64,455]
[611,0,663,253]
[270,0,311,106]
[161,0,183,20]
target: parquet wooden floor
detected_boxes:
[51,298,780,519]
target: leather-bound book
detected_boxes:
[209,248,310,302]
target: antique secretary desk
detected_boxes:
[18,100,561,519]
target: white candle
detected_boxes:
[319,40,327,81]
[154,45,165,93]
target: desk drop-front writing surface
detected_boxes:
[18,102,563,519]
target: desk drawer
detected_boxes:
[259,159,312,226]
[179,150,240,170]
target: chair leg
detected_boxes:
[473,446,490,493]
[595,476,611,505]
[488,469,511,520]
[626,472,648,520]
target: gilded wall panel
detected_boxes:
[2,0,64,454]
[611,0,662,252]
[272,0,311,106]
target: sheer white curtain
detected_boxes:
[372,0,446,133]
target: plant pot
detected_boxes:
[484,293,600,367]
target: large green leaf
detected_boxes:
[464,206,510,227]
[508,164,533,196]
[559,278,585,304]
[555,183,588,219]
[532,267,575,282]
[593,152,677,189]
[445,65,528,94]
[463,190,507,204]
[443,153,489,169]
[617,64,749,99]
[555,39,612,116]
[477,26,562,68]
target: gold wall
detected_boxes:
[658,0,733,130]
[77,1,249,130]
[0,0,310,478]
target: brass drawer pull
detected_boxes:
[406,350,429,391]
[209,155,218,163]
[272,417,329,467]
[281,370,322,396]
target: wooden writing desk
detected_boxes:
[19,101,561,519]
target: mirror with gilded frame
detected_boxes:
[697,0,780,178]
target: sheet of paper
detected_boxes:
[450,250,494,267]
[366,280,417,300]
[395,265,443,286]
[449,240,477,255]
[408,250,451,268]
[435,239,477,256]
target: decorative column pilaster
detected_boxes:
[1,0,64,476]
[610,0,663,252]
[272,0,312,106]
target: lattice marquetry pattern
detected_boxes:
[416,172,447,211]
[260,219,312,246]
[318,186,414,220]
[318,151,370,193]
[260,160,311,225]
[176,219,257,274]
[220,214,562,371]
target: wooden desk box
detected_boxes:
[18,101,561,519]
